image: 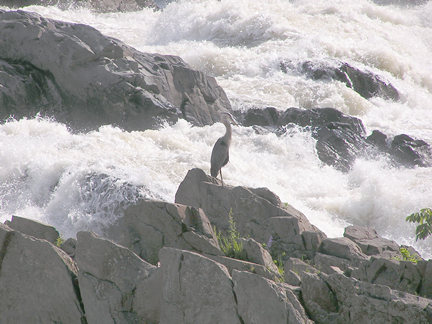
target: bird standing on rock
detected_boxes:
[210,112,238,186]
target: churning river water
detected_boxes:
[1,0,432,257]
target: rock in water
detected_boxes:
[1,0,158,13]
[0,10,232,130]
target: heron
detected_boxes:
[210,112,238,186]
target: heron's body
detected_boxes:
[210,115,235,185]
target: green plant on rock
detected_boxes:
[406,208,432,241]
[394,247,421,264]
[273,251,286,279]
[215,209,248,261]
[55,236,64,248]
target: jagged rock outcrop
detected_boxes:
[0,223,85,323]
[75,231,160,323]
[234,107,432,171]
[103,199,222,264]
[301,271,432,323]
[0,10,232,131]
[1,179,432,324]
[175,168,326,258]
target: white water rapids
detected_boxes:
[1,0,431,257]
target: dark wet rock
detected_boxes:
[281,60,400,101]
[0,10,231,131]
[1,0,158,12]
[0,59,64,115]
[235,107,432,171]
[366,130,389,151]
[390,134,432,167]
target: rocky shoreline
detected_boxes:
[1,168,431,323]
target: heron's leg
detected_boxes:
[220,169,224,187]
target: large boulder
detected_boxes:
[0,10,231,130]
[0,223,85,323]
[75,231,160,324]
[232,270,312,324]
[159,247,242,324]
[175,168,326,258]
[103,199,222,264]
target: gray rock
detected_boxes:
[285,270,302,286]
[344,225,400,259]
[233,270,312,324]
[300,272,339,322]
[238,237,278,273]
[61,237,77,258]
[352,257,422,295]
[325,272,432,324]
[0,10,231,131]
[5,215,59,244]
[159,247,241,324]
[302,270,432,324]
[284,257,319,278]
[75,231,159,324]
[175,168,326,257]
[419,260,432,298]
[104,199,222,265]
[0,223,85,323]
[313,252,354,275]
[204,253,281,282]
[319,237,368,261]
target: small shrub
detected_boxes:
[215,209,248,261]
[406,208,432,241]
[393,247,421,264]
[55,236,64,247]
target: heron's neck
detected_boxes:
[222,119,232,143]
